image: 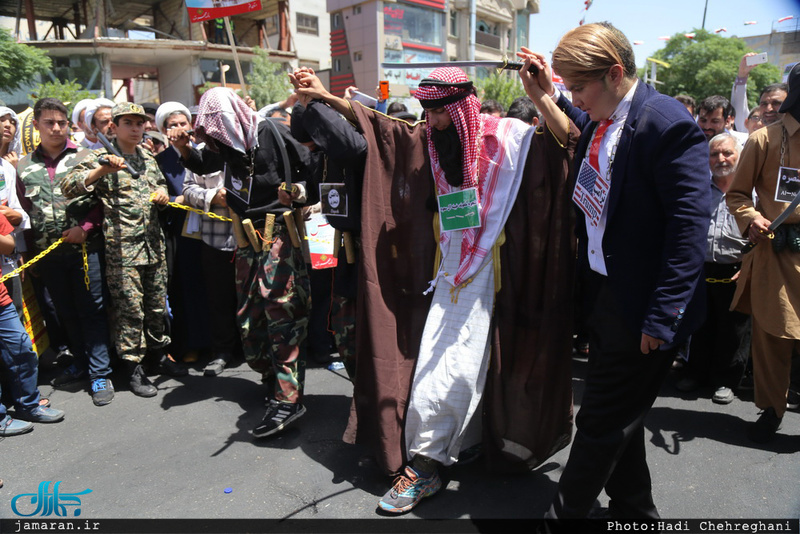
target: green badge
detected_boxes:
[438,187,481,232]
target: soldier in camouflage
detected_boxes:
[18,98,115,406]
[62,102,171,398]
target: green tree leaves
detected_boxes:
[0,28,51,92]
[649,29,781,107]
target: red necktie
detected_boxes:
[588,119,613,171]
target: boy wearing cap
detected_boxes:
[63,102,171,398]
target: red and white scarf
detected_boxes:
[194,87,259,154]
[416,68,531,290]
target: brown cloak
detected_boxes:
[345,102,578,475]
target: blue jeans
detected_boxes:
[0,301,41,418]
[38,248,113,379]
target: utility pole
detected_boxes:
[701,0,708,30]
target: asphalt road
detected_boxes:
[0,351,798,533]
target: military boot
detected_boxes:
[125,360,157,398]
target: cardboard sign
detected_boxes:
[305,212,338,270]
[573,159,608,227]
[185,0,262,23]
[224,163,252,206]
[320,183,348,217]
[774,166,800,203]
[438,187,480,232]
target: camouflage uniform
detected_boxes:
[235,225,310,402]
[18,142,113,379]
[62,141,170,364]
[181,117,311,404]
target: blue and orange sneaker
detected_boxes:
[378,466,442,514]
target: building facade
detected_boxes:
[326,0,538,108]
[0,0,331,107]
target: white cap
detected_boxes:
[71,98,95,126]
[84,98,115,128]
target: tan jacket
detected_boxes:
[727,114,800,338]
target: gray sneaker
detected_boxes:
[16,405,65,424]
[0,416,33,436]
[91,378,115,406]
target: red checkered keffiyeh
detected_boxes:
[415,68,481,194]
[194,87,259,154]
[417,67,519,289]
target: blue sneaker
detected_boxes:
[0,416,33,436]
[378,466,442,514]
[91,378,115,406]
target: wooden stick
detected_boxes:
[263,213,275,245]
[242,218,262,252]
[294,209,311,263]
[229,210,249,248]
[223,16,248,99]
[283,210,301,248]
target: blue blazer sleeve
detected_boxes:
[636,101,710,343]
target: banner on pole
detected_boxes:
[186,0,262,23]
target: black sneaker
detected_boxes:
[253,401,306,438]
[51,365,87,387]
[747,407,782,443]
[158,355,188,377]
[91,378,115,406]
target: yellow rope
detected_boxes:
[81,243,90,291]
[0,238,64,284]
[150,193,233,222]
[0,196,233,286]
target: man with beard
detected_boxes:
[697,96,747,148]
[727,63,800,443]
[81,99,115,150]
[675,133,750,404]
[732,53,788,131]
[293,65,578,514]
[167,88,312,438]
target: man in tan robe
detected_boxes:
[727,62,800,443]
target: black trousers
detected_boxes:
[546,276,677,520]
[685,263,750,388]
[200,243,239,354]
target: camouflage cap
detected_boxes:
[111,102,150,121]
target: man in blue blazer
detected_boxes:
[518,22,710,521]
